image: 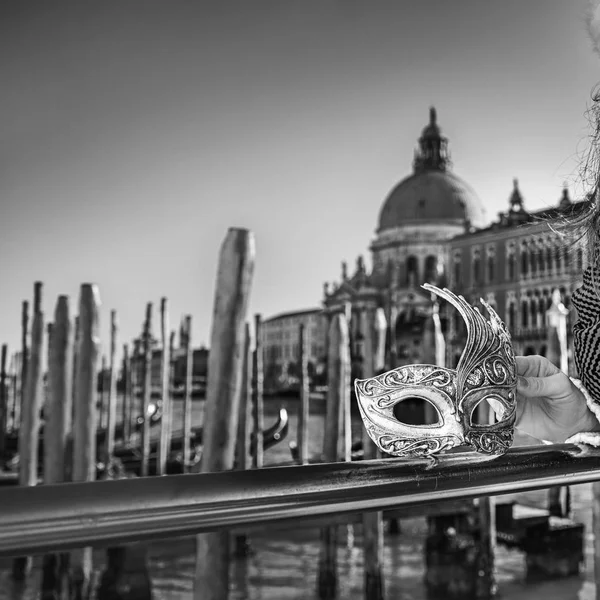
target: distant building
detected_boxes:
[447,183,586,370]
[322,107,587,379]
[262,308,327,392]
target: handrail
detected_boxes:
[0,443,599,557]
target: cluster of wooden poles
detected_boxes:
[0,230,273,599]
[1,224,535,600]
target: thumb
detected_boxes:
[517,373,567,399]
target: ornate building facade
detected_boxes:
[322,108,587,379]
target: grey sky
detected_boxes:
[1,1,599,356]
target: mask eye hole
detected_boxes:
[470,397,508,425]
[393,397,441,426]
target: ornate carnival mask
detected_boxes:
[354,283,517,457]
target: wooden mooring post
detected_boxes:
[194,227,255,600]
[13,283,44,581]
[182,315,193,473]
[70,283,100,598]
[546,289,571,517]
[361,307,386,600]
[298,323,309,465]
[158,298,170,476]
[99,354,107,431]
[234,323,253,557]
[252,313,264,469]
[97,314,152,599]
[317,312,350,600]
[105,310,118,463]
[122,344,132,442]
[140,303,153,478]
[40,295,73,599]
[0,343,7,460]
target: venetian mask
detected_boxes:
[354,283,517,457]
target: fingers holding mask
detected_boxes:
[515,355,560,379]
[516,372,570,399]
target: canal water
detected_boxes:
[0,395,597,599]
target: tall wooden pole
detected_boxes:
[194,228,255,600]
[298,323,310,465]
[0,344,7,459]
[70,283,100,598]
[99,354,107,431]
[10,352,19,432]
[234,323,253,557]
[182,315,193,473]
[122,344,132,441]
[141,303,153,478]
[13,283,44,580]
[252,313,264,469]
[40,295,73,598]
[546,290,570,517]
[72,315,80,424]
[158,298,170,476]
[361,307,387,600]
[105,310,118,461]
[17,300,29,443]
[168,329,176,444]
[317,313,349,600]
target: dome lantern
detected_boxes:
[413,106,450,173]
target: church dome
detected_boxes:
[377,108,485,232]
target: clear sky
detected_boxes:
[1,1,600,360]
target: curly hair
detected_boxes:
[549,84,600,291]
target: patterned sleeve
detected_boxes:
[567,266,600,443]
[572,267,600,403]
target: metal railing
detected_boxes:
[0,442,599,557]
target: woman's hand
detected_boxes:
[515,355,598,442]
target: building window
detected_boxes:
[486,245,496,283]
[546,246,553,273]
[487,255,494,282]
[577,247,583,271]
[554,247,562,272]
[530,299,537,329]
[537,241,545,274]
[472,248,481,286]
[521,300,528,328]
[424,255,438,283]
[406,255,419,286]
[520,242,528,277]
[507,303,516,331]
[452,251,461,287]
[529,243,537,278]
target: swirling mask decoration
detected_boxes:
[354,283,517,457]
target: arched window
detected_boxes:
[538,243,545,274]
[424,255,438,283]
[530,299,537,328]
[507,303,516,331]
[546,246,553,273]
[530,245,537,277]
[577,248,583,271]
[406,255,419,286]
[453,259,461,286]
[472,249,481,286]
[487,255,495,282]
[554,247,562,272]
[520,245,528,277]
[507,254,516,281]
[521,300,529,328]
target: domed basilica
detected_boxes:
[322,108,586,378]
